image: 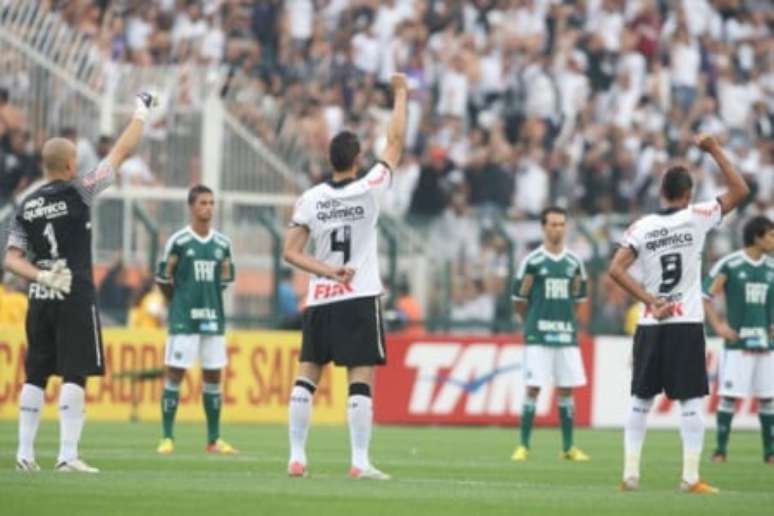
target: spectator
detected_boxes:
[98,259,132,325]
[395,274,423,335]
[409,147,453,219]
[128,278,166,329]
[277,267,302,329]
[60,127,98,177]
[119,152,157,186]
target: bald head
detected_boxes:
[42,137,77,179]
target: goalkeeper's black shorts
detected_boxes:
[25,293,105,379]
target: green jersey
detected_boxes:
[156,227,234,335]
[703,250,774,350]
[512,246,588,347]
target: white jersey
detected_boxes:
[620,199,723,326]
[291,162,392,307]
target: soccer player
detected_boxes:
[609,134,750,493]
[703,216,774,464]
[155,185,237,455]
[283,73,407,479]
[510,207,590,462]
[4,92,158,472]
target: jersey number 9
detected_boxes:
[658,253,682,293]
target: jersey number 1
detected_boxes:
[331,226,351,264]
[43,222,60,259]
[658,253,682,293]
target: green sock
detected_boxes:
[203,383,222,444]
[759,413,774,459]
[715,410,734,454]
[161,386,180,439]
[520,398,536,448]
[558,396,574,453]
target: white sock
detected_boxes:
[680,397,704,485]
[623,396,653,480]
[348,394,373,470]
[58,383,86,463]
[288,378,315,465]
[17,384,45,461]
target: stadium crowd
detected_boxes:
[1,0,773,331]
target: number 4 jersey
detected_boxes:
[291,161,392,307]
[620,199,723,326]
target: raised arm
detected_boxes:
[105,93,158,170]
[379,74,409,171]
[695,134,750,216]
[77,93,158,204]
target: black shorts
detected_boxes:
[301,296,386,367]
[631,323,708,400]
[25,297,105,379]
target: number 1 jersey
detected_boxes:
[291,162,392,307]
[6,160,116,301]
[620,199,723,326]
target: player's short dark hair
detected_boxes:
[743,216,773,247]
[661,165,693,201]
[329,131,360,172]
[188,184,213,205]
[541,206,567,225]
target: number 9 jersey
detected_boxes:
[290,161,392,307]
[620,199,723,326]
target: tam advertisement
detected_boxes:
[374,335,594,426]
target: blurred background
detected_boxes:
[0,0,771,336]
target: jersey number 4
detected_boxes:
[330,225,352,264]
[658,253,682,293]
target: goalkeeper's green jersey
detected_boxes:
[511,246,588,347]
[156,227,234,335]
[703,250,774,350]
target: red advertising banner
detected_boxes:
[374,334,594,426]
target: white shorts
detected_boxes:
[524,345,587,388]
[164,334,228,370]
[718,349,774,398]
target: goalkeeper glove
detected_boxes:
[133,92,158,122]
[36,260,73,295]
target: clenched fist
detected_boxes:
[695,133,720,153]
[390,73,408,93]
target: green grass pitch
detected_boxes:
[2,421,773,516]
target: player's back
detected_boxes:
[622,199,723,325]
[291,162,391,307]
[16,180,94,299]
